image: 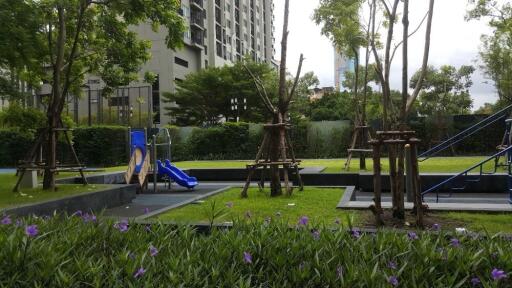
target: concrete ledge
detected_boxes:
[1,184,137,217]
[136,186,233,220]
[338,200,512,213]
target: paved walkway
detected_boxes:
[103,183,233,218]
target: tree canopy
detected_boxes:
[0,0,185,189]
[466,0,512,103]
[411,65,475,116]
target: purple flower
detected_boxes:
[243,251,252,264]
[491,268,507,281]
[133,267,146,279]
[114,219,129,232]
[298,216,309,226]
[1,215,12,225]
[388,275,399,286]
[450,238,461,248]
[407,231,419,240]
[149,245,158,257]
[387,261,397,270]
[25,224,38,237]
[312,229,320,240]
[82,213,96,223]
[143,208,150,214]
[470,277,481,286]
[15,219,23,227]
[351,229,361,239]
[225,202,233,208]
[334,218,341,225]
[245,211,252,219]
[72,210,83,217]
[336,266,343,279]
[432,223,441,231]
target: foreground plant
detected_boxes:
[0,214,510,287]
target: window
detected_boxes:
[174,57,189,68]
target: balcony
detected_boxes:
[190,14,205,30]
[191,0,203,10]
[191,30,204,49]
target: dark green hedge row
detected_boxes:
[73,126,129,167]
[0,130,35,167]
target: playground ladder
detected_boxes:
[421,145,512,203]
[419,104,512,161]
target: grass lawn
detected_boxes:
[0,174,108,209]
[171,157,491,174]
[436,212,512,234]
[158,187,361,225]
[49,157,495,176]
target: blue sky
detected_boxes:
[273,0,498,110]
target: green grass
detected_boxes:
[171,157,492,174]
[51,157,495,175]
[436,212,512,234]
[158,187,360,225]
[0,174,108,209]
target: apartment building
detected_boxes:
[77,0,276,126]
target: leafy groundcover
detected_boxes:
[0,214,511,287]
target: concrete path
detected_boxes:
[103,183,232,218]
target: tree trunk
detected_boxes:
[43,6,66,191]
[269,114,282,197]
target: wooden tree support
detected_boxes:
[344,125,373,171]
[13,121,88,192]
[369,130,424,227]
[241,124,304,198]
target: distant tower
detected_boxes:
[334,47,356,92]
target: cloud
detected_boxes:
[273,0,498,109]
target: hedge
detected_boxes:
[0,130,35,167]
[0,215,511,287]
[73,126,128,167]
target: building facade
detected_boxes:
[334,48,356,92]
[77,0,276,126]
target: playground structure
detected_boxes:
[125,128,198,193]
[419,105,512,204]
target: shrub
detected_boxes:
[73,126,128,167]
[0,215,511,287]
[0,130,34,167]
[0,104,46,131]
[187,122,251,160]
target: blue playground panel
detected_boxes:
[130,130,147,174]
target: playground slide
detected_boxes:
[156,160,198,189]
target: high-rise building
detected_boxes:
[79,0,276,126]
[334,48,356,92]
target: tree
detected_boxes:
[314,0,371,169]
[288,71,320,120]
[466,0,512,102]
[163,60,277,126]
[411,65,475,116]
[243,0,304,197]
[0,0,185,190]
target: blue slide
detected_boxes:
[156,159,198,189]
